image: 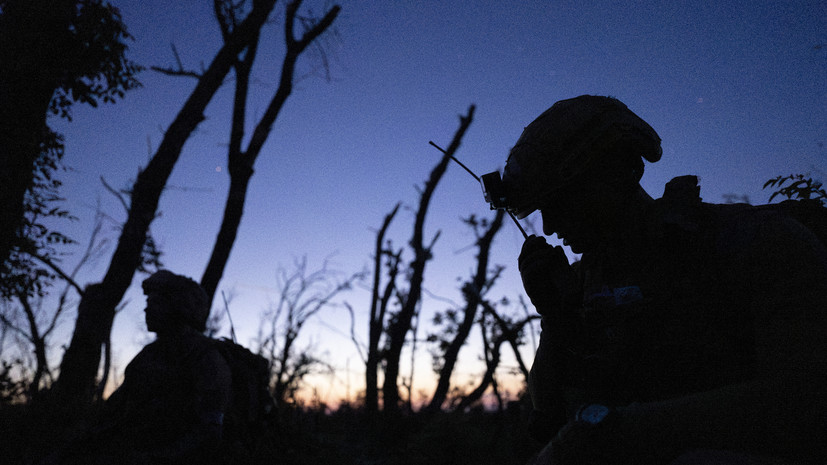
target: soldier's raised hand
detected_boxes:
[518,235,579,314]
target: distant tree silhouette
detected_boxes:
[255,257,361,405]
[425,210,505,413]
[364,203,402,414]
[455,299,535,412]
[377,105,475,415]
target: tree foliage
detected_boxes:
[0,0,141,297]
[764,174,827,204]
[47,0,143,120]
[1,129,74,299]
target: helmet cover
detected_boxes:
[142,270,210,332]
[502,95,661,219]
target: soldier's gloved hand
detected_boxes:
[518,235,578,314]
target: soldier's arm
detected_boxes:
[528,310,585,442]
[521,237,585,441]
[615,212,827,462]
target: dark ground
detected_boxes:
[1,399,543,465]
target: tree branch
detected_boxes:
[150,65,203,80]
[149,43,204,79]
[20,245,84,296]
[343,302,366,363]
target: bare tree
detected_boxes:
[256,256,362,405]
[364,203,401,414]
[381,105,475,415]
[200,0,341,303]
[425,209,505,413]
[54,0,282,405]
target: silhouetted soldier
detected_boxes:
[56,270,232,464]
[499,96,827,464]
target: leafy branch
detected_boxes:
[764,174,827,204]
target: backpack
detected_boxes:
[661,176,827,249]
[210,338,276,449]
[772,198,827,248]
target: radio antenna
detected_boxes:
[428,141,528,239]
[429,141,480,182]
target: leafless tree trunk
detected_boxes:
[365,203,401,414]
[54,0,280,405]
[425,209,505,413]
[402,310,420,413]
[382,105,475,415]
[200,0,341,303]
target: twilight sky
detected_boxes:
[48,0,825,402]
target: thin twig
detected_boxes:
[149,43,204,79]
[222,291,237,343]
[22,247,84,296]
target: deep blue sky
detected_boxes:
[49,0,825,401]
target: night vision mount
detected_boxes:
[480,171,509,211]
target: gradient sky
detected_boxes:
[44,0,826,403]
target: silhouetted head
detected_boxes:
[502,95,661,252]
[142,270,209,334]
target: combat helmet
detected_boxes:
[501,95,662,219]
[142,270,210,332]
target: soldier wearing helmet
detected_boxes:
[141,270,212,335]
[503,96,827,464]
[56,271,232,464]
